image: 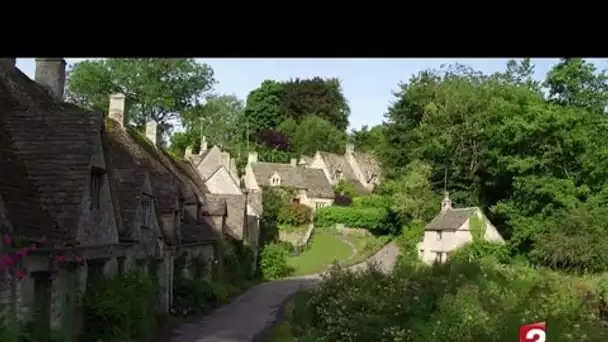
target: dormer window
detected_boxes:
[140,194,153,229]
[270,173,281,186]
[333,169,342,182]
[90,167,105,210]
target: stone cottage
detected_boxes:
[105,95,221,280]
[0,58,129,340]
[244,152,335,210]
[304,142,382,193]
[417,192,505,264]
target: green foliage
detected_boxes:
[279,116,348,156]
[81,271,158,342]
[469,215,486,241]
[396,220,425,260]
[288,259,608,342]
[382,60,608,273]
[259,242,294,280]
[170,94,246,157]
[314,206,396,234]
[172,277,237,316]
[259,187,285,246]
[66,58,215,134]
[334,180,359,198]
[352,194,392,209]
[350,124,387,155]
[450,240,511,264]
[277,203,312,226]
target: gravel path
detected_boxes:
[163,242,400,342]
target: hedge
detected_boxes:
[314,206,390,232]
[277,203,312,226]
[352,194,392,208]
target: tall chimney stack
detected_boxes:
[108,93,126,127]
[34,58,66,100]
[145,121,161,148]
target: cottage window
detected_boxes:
[436,231,442,241]
[292,198,300,205]
[333,170,342,181]
[32,271,52,335]
[141,194,153,229]
[270,176,281,186]
[90,167,104,210]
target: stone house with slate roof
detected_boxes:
[0,58,135,339]
[304,142,382,193]
[244,152,335,211]
[417,192,505,265]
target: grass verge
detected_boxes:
[287,231,352,276]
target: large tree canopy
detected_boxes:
[382,58,608,272]
[66,58,216,135]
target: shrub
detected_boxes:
[314,206,396,234]
[82,271,158,342]
[290,259,608,342]
[334,180,359,198]
[352,194,392,209]
[259,242,294,280]
[450,240,511,264]
[172,277,238,316]
[277,203,312,226]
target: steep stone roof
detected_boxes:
[0,116,63,242]
[201,194,227,216]
[0,62,101,243]
[105,119,180,213]
[425,207,479,231]
[352,152,381,182]
[250,162,334,199]
[180,208,218,243]
[218,194,246,240]
[319,152,356,180]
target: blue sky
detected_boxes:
[15,58,608,130]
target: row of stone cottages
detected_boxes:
[0,58,260,339]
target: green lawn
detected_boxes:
[287,231,353,276]
[340,233,390,267]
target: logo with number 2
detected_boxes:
[519,321,546,342]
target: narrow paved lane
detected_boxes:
[164,243,400,342]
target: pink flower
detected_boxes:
[3,234,12,246]
[40,236,47,243]
[16,248,28,258]
[1,256,14,268]
[75,255,83,262]
[54,255,66,263]
[28,244,37,251]
[15,269,26,280]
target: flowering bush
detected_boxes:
[0,233,83,288]
[277,204,312,226]
[289,259,608,342]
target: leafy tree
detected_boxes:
[279,116,347,156]
[544,58,608,114]
[350,124,387,154]
[280,77,350,130]
[66,58,215,136]
[243,80,284,139]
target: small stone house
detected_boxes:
[244,152,335,210]
[0,58,126,340]
[305,142,381,193]
[187,138,240,191]
[417,193,505,265]
[105,97,221,279]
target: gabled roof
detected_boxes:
[250,162,334,199]
[352,152,381,182]
[0,115,63,242]
[425,207,479,231]
[318,152,357,180]
[216,194,246,240]
[201,194,227,216]
[0,62,101,243]
[105,119,180,213]
[107,168,147,241]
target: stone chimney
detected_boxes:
[199,136,208,155]
[145,121,161,148]
[0,58,16,68]
[108,93,126,127]
[441,191,452,213]
[248,152,258,165]
[221,151,230,169]
[184,146,193,159]
[290,158,297,167]
[34,58,66,100]
[345,142,355,154]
